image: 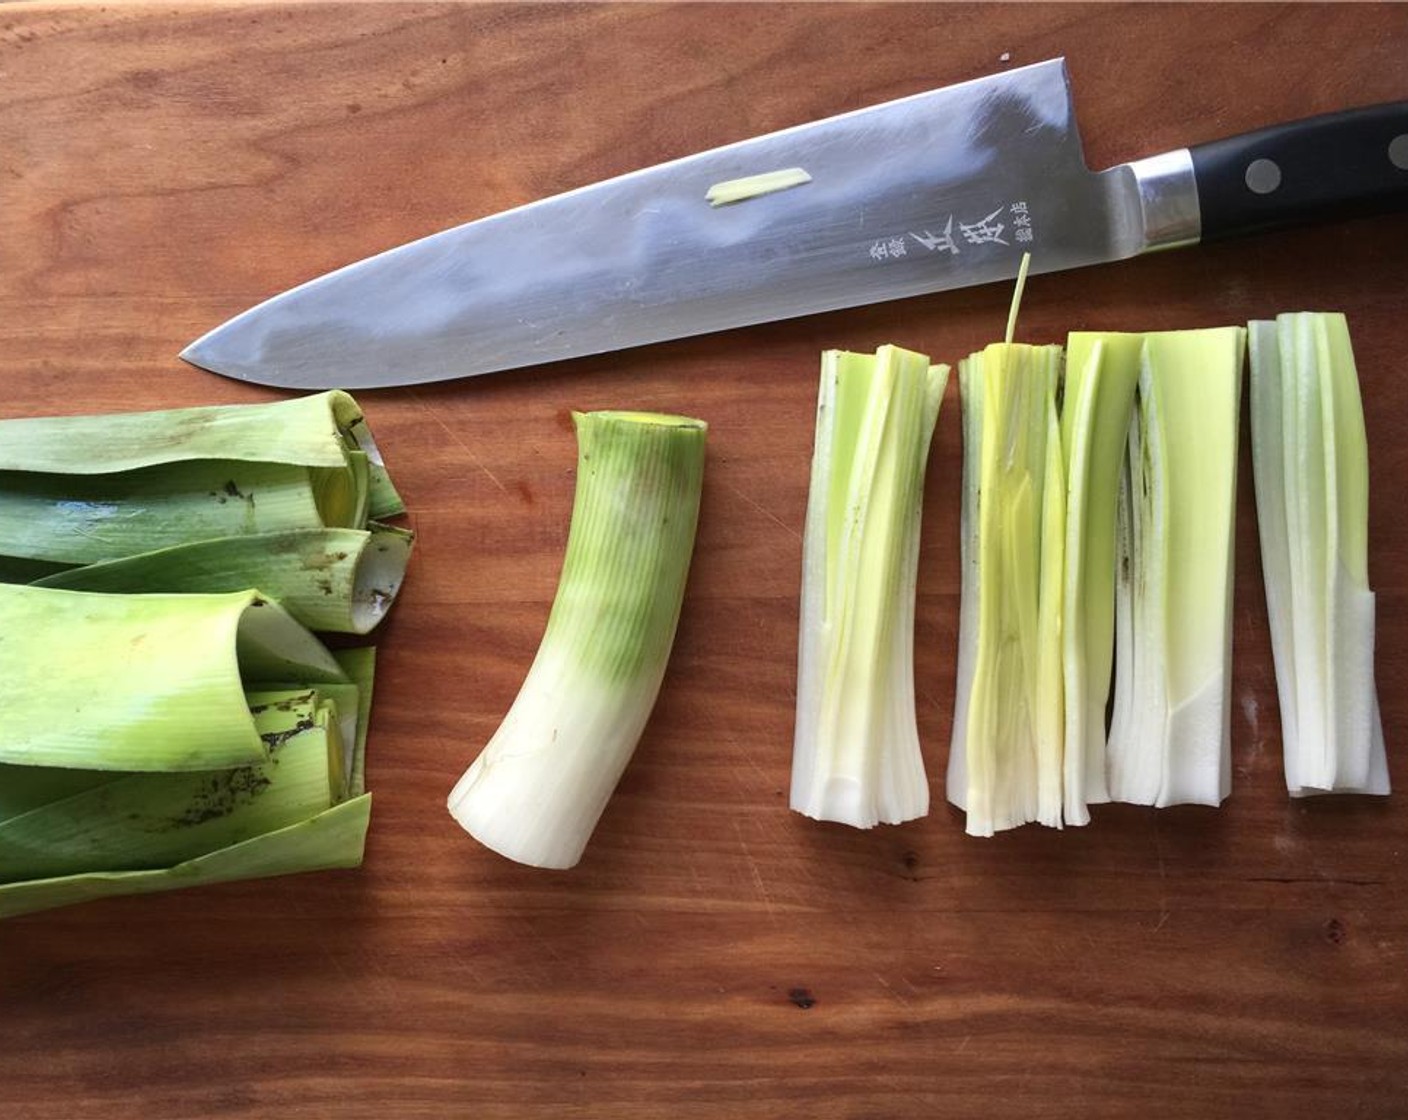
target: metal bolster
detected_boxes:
[1128,149,1201,251]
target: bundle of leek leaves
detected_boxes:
[0,391,412,917]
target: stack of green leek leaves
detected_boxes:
[0,391,411,917]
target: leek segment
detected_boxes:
[447,411,706,869]
[1107,328,1245,807]
[790,346,947,829]
[1250,313,1387,796]
[951,343,1065,836]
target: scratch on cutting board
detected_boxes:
[873,971,915,1010]
[726,482,801,541]
[733,819,777,919]
[410,390,509,495]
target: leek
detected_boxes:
[447,411,706,869]
[1106,328,1245,807]
[1249,312,1387,796]
[790,345,947,828]
[0,585,347,771]
[949,341,1065,835]
[34,525,413,634]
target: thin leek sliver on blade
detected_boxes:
[1058,332,1143,825]
[1249,312,1388,796]
[34,525,414,635]
[1106,327,1245,807]
[948,340,1066,836]
[0,390,404,569]
[0,585,347,771]
[447,411,706,869]
[0,649,378,920]
[790,345,947,828]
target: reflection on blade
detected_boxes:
[182,59,1133,390]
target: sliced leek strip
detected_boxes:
[790,346,947,829]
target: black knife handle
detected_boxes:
[1189,101,1408,241]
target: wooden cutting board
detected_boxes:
[2,4,1406,1117]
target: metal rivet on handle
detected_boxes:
[1244,158,1282,195]
[1390,134,1408,171]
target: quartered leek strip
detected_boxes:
[448,411,706,869]
[1058,332,1143,825]
[0,585,347,771]
[0,457,368,568]
[950,341,1066,836]
[790,345,947,829]
[1250,313,1387,796]
[35,525,414,634]
[1107,327,1245,807]
[0,691,341,882]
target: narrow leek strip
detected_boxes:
[35,526,414,634]
[1107,328,1245,807]
[0,585,347,771]
[1250,313,1387,796]
[1059,332,1143,824]
[0,458,367,568]
[953,342,1065,835]
[0,691,340,882]
[332,647,377,796]
[447,411,706,869]
[706,168,812,206]
[791,346,947,828]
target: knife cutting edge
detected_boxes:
[180,58,1408,390]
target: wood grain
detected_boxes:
[2,3,1408,1117]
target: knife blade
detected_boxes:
[181,59,1408,390]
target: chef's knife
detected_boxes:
[181,58,1408,389]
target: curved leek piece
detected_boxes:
[0,390,402,569]
[0,585,347,772]
[951,342,1065,836]
[34,525,414,635]
[0,691,341,882]
[447,411,706,869]
[791,346,947,828]
[1058,333,1143,825]
[1250,313,1387,797]
[1107,328,1245,807]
